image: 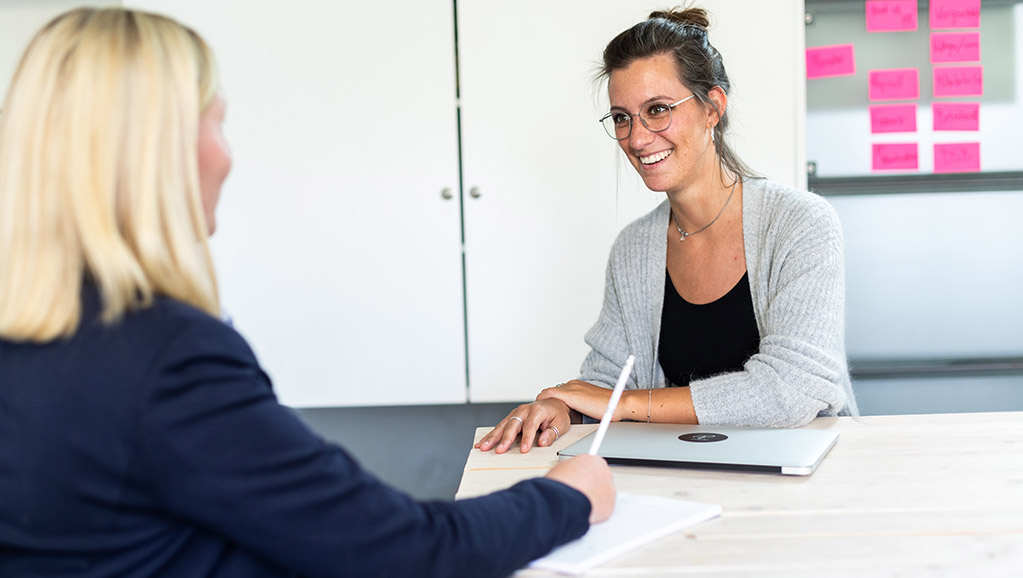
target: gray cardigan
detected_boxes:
[579,178,857,427]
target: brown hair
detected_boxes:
[600,6,757,180]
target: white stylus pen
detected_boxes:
[588,354,636,455]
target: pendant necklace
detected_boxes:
[670,178,739,242]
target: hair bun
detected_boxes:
[649,7,709,30]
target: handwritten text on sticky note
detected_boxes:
[933,66,983,97]
[933,102,979,131]
[934,142,980,173]
[869,68,920,101]
[866,1,919,32]
[931,32,980,62]
[872,143,919,171]
[930,0,980,29]
[806,44,856,79]
[870,104,918,133]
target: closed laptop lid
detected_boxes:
[558,422,839,476]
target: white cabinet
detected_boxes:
[125,0,468,407]
[458,2,660,402]
[121,0,806,406]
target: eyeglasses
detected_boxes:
[599,95,696,140]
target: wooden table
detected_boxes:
[457,412,1023,577]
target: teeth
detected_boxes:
[640,149,673,164]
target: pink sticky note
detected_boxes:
[934,142,980,173]
[931,32,980,62]
[806,44,856,79]
[869,68,920,101]
[933,66,983,97]
[866,1,919,32]
[930,0,980,29]
[933,102,980,131]
[870,104,918,133]
[872,143,919,171]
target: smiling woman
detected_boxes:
[477,6,859,455]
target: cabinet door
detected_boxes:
[126,0,467,406]
[459,0,806,402]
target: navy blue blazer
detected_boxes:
[0,287,589,577]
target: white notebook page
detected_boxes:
[529,492,721,575]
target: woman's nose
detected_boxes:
[628,117,656,149]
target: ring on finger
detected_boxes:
[549,425,560,440]
[508,416,524,426]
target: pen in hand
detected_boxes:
[588,355,636,455]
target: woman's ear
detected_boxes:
[705,85,728,131]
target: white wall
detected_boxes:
[831,191,1023,360]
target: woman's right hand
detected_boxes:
[474,398,572,454]
[545,454,616,524]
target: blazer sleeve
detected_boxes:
[689,198,850,427]
[136,318,590,578]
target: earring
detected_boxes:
[710,128,715,143]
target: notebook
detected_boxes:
[558,422,838,476]
[529,492,721,575]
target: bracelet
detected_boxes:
[647,388,652,423]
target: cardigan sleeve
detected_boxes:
[577,220,660,392]
[689,194,851,427]
[136,317,590,578]
[578,254,631,390]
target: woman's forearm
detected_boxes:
[540,382,699,424]
[617,387,698,424]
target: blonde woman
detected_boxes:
[0,8,613,577]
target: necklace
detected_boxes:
[670,178,739,242]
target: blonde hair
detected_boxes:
[0,7,221,341]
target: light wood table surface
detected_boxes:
[457,412,1023,577]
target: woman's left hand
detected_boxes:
[536,380,620,420]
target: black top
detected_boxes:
[0,285,589,577]
[658,269,761,387]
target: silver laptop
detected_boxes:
[558,422,838,476]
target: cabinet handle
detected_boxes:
[441,187,453,200]
[469,186,482,199]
